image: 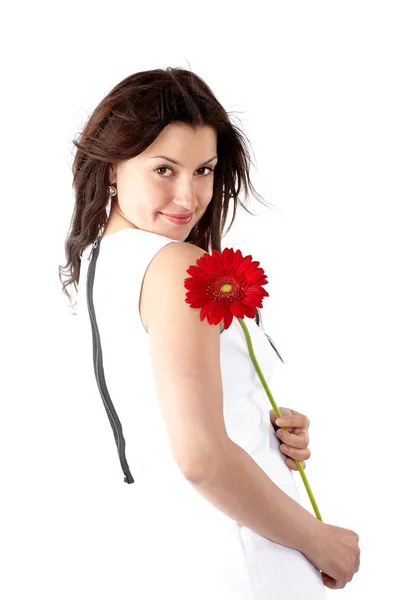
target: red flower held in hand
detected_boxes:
[184,246,323,523]
[184,247,269,330]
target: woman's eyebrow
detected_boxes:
[149,155,218,167]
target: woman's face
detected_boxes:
[108,121,218,240]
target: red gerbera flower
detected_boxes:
[184,247,269,330]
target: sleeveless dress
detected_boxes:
[73,228,326,600]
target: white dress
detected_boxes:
[72,228,326,599]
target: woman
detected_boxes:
[59,67,360,598]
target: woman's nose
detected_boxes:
[172,186,198,210]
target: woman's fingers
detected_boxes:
[276,427,310,449]
[284,457,306,470]
[279,443,311,461]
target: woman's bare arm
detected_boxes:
[144,241,322,556]
[185,437,321,554]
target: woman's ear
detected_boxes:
[108,164,116,183]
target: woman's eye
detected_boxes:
[155,166,172,176]
[198,166,214,176]
[155,166,214,177]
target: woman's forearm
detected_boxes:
[185,439,322,555]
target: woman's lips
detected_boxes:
[160,212,193,225]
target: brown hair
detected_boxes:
[59,67,284,363]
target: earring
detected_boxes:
[108,184,117,197]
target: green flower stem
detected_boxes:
[237,318,323,522]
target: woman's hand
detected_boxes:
[269,408,311,470]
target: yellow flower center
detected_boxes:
[220,283,232,293]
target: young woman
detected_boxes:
[59,67,359,599]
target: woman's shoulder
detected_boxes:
[140,241,224,333]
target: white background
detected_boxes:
[1,1,399,597]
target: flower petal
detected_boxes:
[237,254,253,277]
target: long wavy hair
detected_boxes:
[59,67,284,363]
